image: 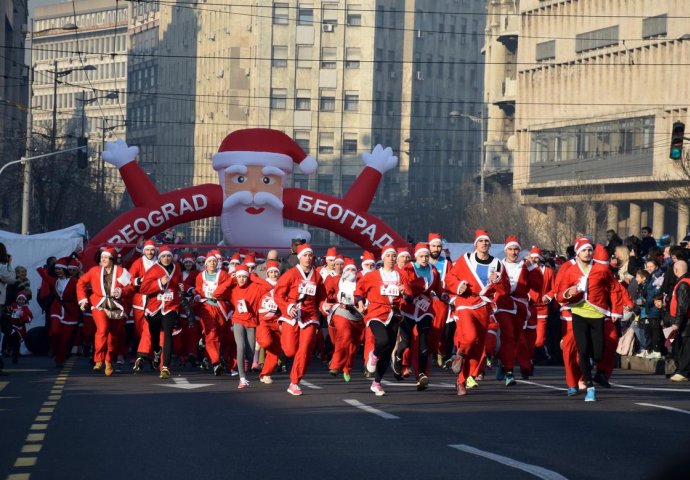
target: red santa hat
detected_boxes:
[427,233,443,246]
[212,128,317,176]
[326,247,338,260]
[229,252,241,264]
[504,235,521,251]
[181,253,195,264]
[244,252,256,267]
[529,246,542,259]
[265,260,281,274]
[158,245,173,258]
[143,240,156,252]
[68,258,81,270]
[101,248,117,259]
[474,229,491,245]
[54,257,69,270]
[343,258,357,270]
[297,243,313,258]
[234,264,250,277]
[361,251,375,265]
[205,251,219,265]
[574,236,593,255]
[196,254,206,262]
[396,247,411,258]
[16,290,29,302]
[593,244,610,264]
[414,242,430,257]
[380,245,397,259]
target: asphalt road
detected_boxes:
[1,355,689,480]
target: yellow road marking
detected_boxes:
[26,433,45,442]
[14,457,37,467]
[42,401,57,406]
[7,473,31,480]
[29,424,47,431]
[39,408,54,414]
[34,416,51,422]
[21,445,42,454]
[47,396,61,401]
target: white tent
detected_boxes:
[0,224,87,328]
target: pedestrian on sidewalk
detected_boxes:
[668,260,690,382]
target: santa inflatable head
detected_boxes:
[212,129,317,250]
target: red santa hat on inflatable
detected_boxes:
[427,233,443,246]
[326,247,338,261]
[474,229,491,245]
[574,236,593,255]
[297,243,313,258]
[414,242,430,257]
[212,128,318,177]
[504,235,521,250]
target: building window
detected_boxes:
[575,25,619,53]
[345,47,361,69]
[318,174,333,192]
[536,40,556,62]
[295,89,311,110]
[342,174,356,192]
[270,88,287,110]
[342,134,358,154]
[347,4,362,26]
[294,130,310,153]
[642,14,667,39]
[320,90,336,111]
[273,3,289,25]
[297,45,313,68]
[319,132,334,154]
[344,93,359,112]
[321,47,337,69]
[322,3,338,25]
[298,5,314,25]
[272,45,288,67]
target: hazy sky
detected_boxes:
[28,0,69,18]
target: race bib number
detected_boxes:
[157,292,174,302]
[415,296,431,312]
[262,297,278,311]
[298,281,317,296]
[381,283,400,296]
[339,292,355,305]
[12,310,21,319]
[236,299,248,314]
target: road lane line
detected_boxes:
[611,383,690,393]
[380,380,455,389]
[172,378,190,385]
[7,474,31,480]
[26,434,44,442]
[14,458,37,467]
[0,381,8,392]
[449,444,568,480]
[300,381,323,390]
[30,424,47,431]
[635,403,690,416]
[344,399,399,420]
[21,445,42,454]
[516,380,568,392]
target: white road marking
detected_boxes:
[0,381,8,393]
[158,377,214,390]
[380,380,455,389]
[516,380,568,392]
[635,403,690,416]
[611,382,690,393]
[344,399,399,420]
[449,444,568,480]
[300,381,323,390]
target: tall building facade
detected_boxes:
[127,1,484,245]
[0,0,29,230]
[506,0,690,247]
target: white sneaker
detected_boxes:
[370,381,386,396]
[260,376,273,384]
[366,351,378,374]
[238,378,249,389]
[645,351,662,359]
[635,350,649,358]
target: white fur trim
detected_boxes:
[575,242,593,254]
[266,266,280,273]
[380,246,396,259]
[428,238,443,246]
[226,164,248,174]
[299,155,318,174]
[474,235,491,244]
[262,165,286,177]
[504,241,521,250]
[297,247,313,258]
[234,268,249,276]
[415,247,430,257]
[213,151,294,172]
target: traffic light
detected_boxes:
[77,136,88,168]
[670,121,685,160]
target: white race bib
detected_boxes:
[415,296,431,312]
[381,283,400,296]
[157,292,174,302]
[262,297,278,311]
[339,291,355,305]
[236,299,248,314]
[298,281,317,296]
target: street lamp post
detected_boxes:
[449,109,486,206]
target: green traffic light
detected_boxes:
[671,147,683,160]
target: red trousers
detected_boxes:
[494,302,526,372]
[596,320,618,379]
[53,322,76,365]
[329,316,364,374]
[561,320,581,388]
[428,297,449,356]
[93,309,124,363]
[535,305,549,348]
[257,321,281,378]
[453,305,491,385]
[198,304,227,364]
[133,308,153,355]
[280,323,318,385]
[363,326,375,368]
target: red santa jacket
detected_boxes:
[322,274,363,322]
[37,267,79,324]
[258,288,281,325]
[273,265,326,327]
[499,259,542,314]
[354,267,407,326]
[127,255,158,310]
[555,260,623,318]
[401,263,443,320]
[77,265,131,311]
[140,262,183,315]
[216,278,270,328]
[194,269,232,320]
[10,303,33,326]
[529,265,556,309]
[445,252,510,312]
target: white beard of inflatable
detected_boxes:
[220,190,310,250]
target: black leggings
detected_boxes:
[571,313,605,387]
[147,311,177,369]
[369,319,400,383]
[397,316,432,375]
[646,317,664,353]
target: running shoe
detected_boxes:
[495,363,505,381]
[132,357,144,373]
[200,357,211,371]
[451,355,464,375]
[505,373,516,387]
[260,375,273,384]
[93,361,103,371]
[230,370,239,377]
[152,349,161,370]
[456,383,467,396]
[343,372,351,383]
[329,369,339,376]
[287,383,303,396]
[366,351,378,373]
[370,381,386,396]
[645,351,662,360]
[476,373,484,381]
[466,376,479,389]
[584,387,596,402]
[391,352,403,379]
[238,378,249,389]
[416,373,429,391]
[213,363,224,376]
[670,373,689,382]
[160,367,171,380]
[566,387,578,396]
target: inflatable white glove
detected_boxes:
[362,144,398,174]
[102,138,139,168]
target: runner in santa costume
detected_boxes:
[323,258,364,382]
[355,246,408,396]
[445,229,511,396]
[128,240,158,372]
[178,253,201,366]
[273,244,327,396]
[358,249,378,375]
[192,252,232,376]
[256,260,283,384]
[77,248,131,376]
[394,246,415,377]
[553,254,581,395]
[555,237,623,402]
[37,258,79,368]
[427,233,453,367]
[215,263,271,389]
[7,291,33,363]
[396,247,412,272]
[394,242,444,390]
[358,251,376,280]
[139,245,183,379]
[499,235,543,382]
[318,247,339,282]
[527,246,555,361]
